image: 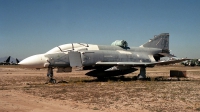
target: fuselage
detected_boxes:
[19,43,162,68]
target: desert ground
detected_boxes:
[0,65,200,112]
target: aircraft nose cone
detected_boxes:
[19,54,47,68]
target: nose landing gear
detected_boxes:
[47,67,56,84]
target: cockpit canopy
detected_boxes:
[46,43,89,54]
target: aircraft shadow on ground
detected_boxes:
[56,76,138,84]
[56,76,191,84]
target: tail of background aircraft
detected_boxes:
[5,56,11,63]
[140,33,169,51]
[16,58,20,64]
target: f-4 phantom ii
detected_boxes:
[19,33,187,83]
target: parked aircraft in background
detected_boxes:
[19,33,187,83]
[16,58,20,64]
[158,57,187,65]
[181,59,200,66]
[0,56,11,65]
[10,58,20,65]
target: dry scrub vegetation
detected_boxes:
[1,66,200,111]
[22,79,200,111]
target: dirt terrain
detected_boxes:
[0,65,200,112]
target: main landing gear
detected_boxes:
[47,67,56,84]
[137,67,151,81]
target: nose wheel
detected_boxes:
[47,67,56,84]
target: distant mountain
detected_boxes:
[0,56,22,63]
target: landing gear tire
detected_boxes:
[49,78,56,84]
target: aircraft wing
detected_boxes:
[96,59,188,67]
[96,62,154,66]
[158,53,175,57]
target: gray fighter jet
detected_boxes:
[19,33,187,83]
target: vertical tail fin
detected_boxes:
[6,56,11,63]
[140,33,169,50]
[16,58,20,64]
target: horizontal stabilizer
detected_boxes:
[159,53,175,57]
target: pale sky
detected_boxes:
[0,0,200,59]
